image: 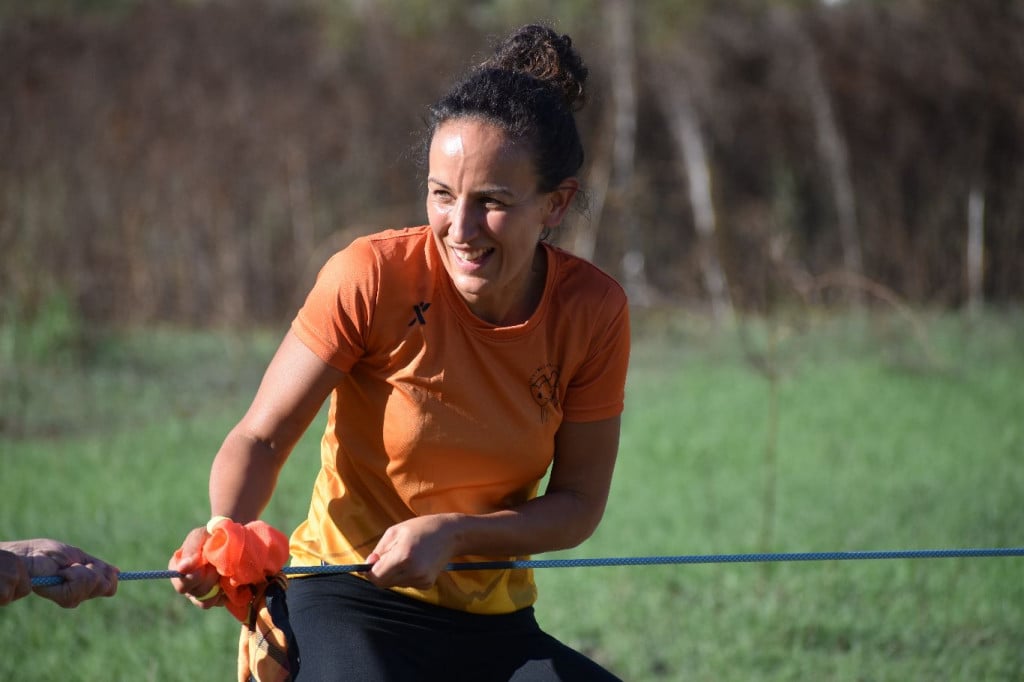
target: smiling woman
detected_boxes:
[427,120,578,325]
[168,23,630,681]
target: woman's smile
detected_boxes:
[450,245,495,269]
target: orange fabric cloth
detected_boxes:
[174,519,290,622]
[237,574,293,682]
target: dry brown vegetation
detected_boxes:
[2,0,1021,327]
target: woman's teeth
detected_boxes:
[455,248,491,263]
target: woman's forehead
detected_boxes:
[428,119,536,186]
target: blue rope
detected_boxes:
[29,546,1024,587]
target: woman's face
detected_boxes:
[426,119,576,325]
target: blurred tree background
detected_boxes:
[1,0,1021,333]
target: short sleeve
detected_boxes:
[290,237,380,372]
[561,291,631,423]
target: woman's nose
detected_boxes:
[448,200,480,243]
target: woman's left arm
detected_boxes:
[524,415,622,547]
[366,416,620,588]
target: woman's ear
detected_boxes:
[542,178,580,227]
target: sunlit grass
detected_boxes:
[1,310,1022,680]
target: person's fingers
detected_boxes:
[0,560,31,606]
[101,561,119,597]
[169,550,221,607]
[35,563,101,608]
[187,582,226,610]
[170,527,210,571]
[365,539,401,586]
[84,560,118,598]
[169,527,212,596]
[365,544,434,589]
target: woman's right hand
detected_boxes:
[168,526,225,609]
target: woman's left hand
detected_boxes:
[168,526,225,609]
[365,514,459,589]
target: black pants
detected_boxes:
[286,573,622,681]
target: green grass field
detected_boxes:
[1,310,1022,681]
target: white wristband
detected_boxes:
[206,515,232,534]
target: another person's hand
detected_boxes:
[366,514,459,590]
[1,539,118,608]
[168,526,224,609]
[0,549,32,606]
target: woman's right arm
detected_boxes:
[209,331,344,522]
[170,330,345,605]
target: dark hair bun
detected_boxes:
[481,24,588,111]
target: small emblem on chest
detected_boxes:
[408,301,431,326]
[529,364,561,423]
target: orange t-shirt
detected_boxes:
[288,226,630,614]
